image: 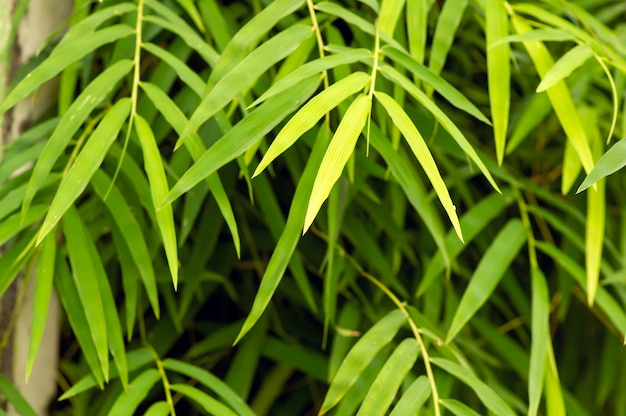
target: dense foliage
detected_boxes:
[1,0,626,414]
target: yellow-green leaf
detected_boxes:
[375,91,462,241]
[486,0,511,165]
[537,44,594,92]
[134,114,179,289]
[304,94,371,233]
[254,71,370,176]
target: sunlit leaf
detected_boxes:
[537,44,594,92]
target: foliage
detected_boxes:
[1,0,626,414]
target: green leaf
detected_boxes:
[21,59,133,220]
[90,169,159,317]
[0,375,37,416]
[375,91,462,241]
[577,137,626,193]
[446,219,527,342]
[389,376,431,416]
[181,24,313,143]
[512,15,595,183]
[141,42,205,93]
[144,402,171,416]
[0,25,134,113]
[431,358,517,416]
[163,358,255,416]
[440,399,482,416]
[381,46,490,125]
[62,207,109,381]
[26,233,56,381]
[319,309,407,414]
[54,251,105,387]
[162,75,321,206]
[304,94,371,232]
[106,369,160,416]
[486,0,511,165]
[357,338,419,416]
[429,0,468,76]
[537,44,594,92]
[139,82,241,257]
[255,72,370,176]
[528,267,550,416]
[36,98,131,245]
[170,384,238,416]
[378,0,405,36]
[134,114,179,289]
[586,176,605,305]
[379,64,500,192]
[250,49,373,108]
[489,28,575,48]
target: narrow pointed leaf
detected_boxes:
[304,94,371,232]
[255,71,370,176]
[22,59,133,219]
[490,28,575,48]
[170,384,237,416]
[375,91,462,241]
[441,399,482,416]
[586,178,605,305]
[134,114,178,288]
[357,338,419,416]
[181,24,313,142]
[91,170,159,317]
[431,358,516,416]
[162,76,320,206]
[0,25,134,113]
[512,16,595,178]
[447,219,527,342]
[389,376,431,415]
[320,309,407,414]
[250,50,372,108]
[429,0,468,76]
[577,137,626,193]
[0,375,37,416]
[528,267,549,416]
[106,369,160,416]
[62,207,109,380]
[486,0,511,164]
[537,44,594,92]
[378,0,405,36]
[26,233,56,381]
[36,98,131,245]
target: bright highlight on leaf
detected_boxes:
[375,91,463,241]
[304,94,371,233]
[537,44,594,92]
[254,71,371,176]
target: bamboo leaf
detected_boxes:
[320,309,407,415]
[0,375,37,416]
[26,233,56,381]
[577,137,626,193]
[537,44,594,92]
[375,91,463,241]
[140,81,241,257]
[490,28,575,48]
[379,64,500,192]
[0,25,134,113]
[378,0,405,36]
[162,76,321,206]
[141,43,205,93]
[181,24,313,143]
[134,114,179,289]
[431,358,517,416]
[357,338,419,416]
[250,49,373,108]
[22,59,133,221]
[106,369,160,416]
[389,376,431,415]
[440,399,482,416]
[144,402,171,416]
[512,16,595,180]
[170,384,238,416]
[486,0,511,165]
[446,219,527,342]
[62,207,110,381]
[381,46,490,125]
[586,176,605,305]
[528,267,550,416]
[255,72,370,176]
[36,98,131,245]
[304,94,371,233]
[90,169,159,317]
[429,0,468,76]
[54,245,105,387]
